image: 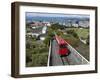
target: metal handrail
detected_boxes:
[47,40,52,66]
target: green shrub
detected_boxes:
[66,30,79,39]
[72,32,79,38]
[67,30,74,34]
[31,54,48,66]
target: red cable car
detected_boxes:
[55,35,70,57]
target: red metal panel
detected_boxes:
[55,35,67,45]
[55,35,70,56]
[59,48,69,55]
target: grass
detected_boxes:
[64,28,89,61]
[61,34,79,47]
[66,28,89,39]
[75,41,89,61]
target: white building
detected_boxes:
[79,21,89,28]
[42,26,47,34]
[72,23,79,27]
[26,32,39,37]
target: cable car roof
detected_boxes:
[55,35,67,45]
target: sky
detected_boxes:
[26,12,90,18]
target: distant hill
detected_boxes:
[26,16,89,24]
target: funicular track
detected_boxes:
[48,39,89,66]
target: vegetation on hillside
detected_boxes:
[26,23,90,67]
[26,34,49,67]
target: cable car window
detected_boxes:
[60,45,67,48]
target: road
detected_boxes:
[49,40,89,66]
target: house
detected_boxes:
[79,20,89,28]
[39,34,47,40]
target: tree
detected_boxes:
[43,36,51,47]
[31,54,48,66]
[67,30,74,34]
[72,32,79,39]
[50,23,61,30]
[66,30,79,39]
[56,30,63,36]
